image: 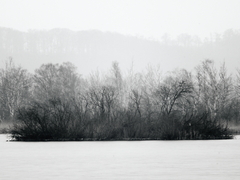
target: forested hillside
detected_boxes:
[0,27,240,75]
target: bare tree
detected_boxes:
[0,59,31,120]
[33,62,81,103]
[195,60,232,123]
[155,71,193,116]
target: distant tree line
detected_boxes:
[1,27,240,77]
[1,28,239,54]
[1,59,239,140]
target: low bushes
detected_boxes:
[11,98,78,141]
[11,97,232,141]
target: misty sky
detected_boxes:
[1,0,240,40]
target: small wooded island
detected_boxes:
[1,60,237,141]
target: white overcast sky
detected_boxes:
[0,0,240,40]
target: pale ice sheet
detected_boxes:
[0,134,240,180]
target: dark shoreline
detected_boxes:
[5,135,235,142]
[1,126,238,141]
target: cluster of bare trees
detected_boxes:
[1,59,239,140]
[0,59,31,121]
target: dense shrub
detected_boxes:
[11,98,81,140]
[11,98,232,141]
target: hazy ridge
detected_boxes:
[0,27,239,75]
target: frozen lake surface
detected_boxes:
[0,134,240,180]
